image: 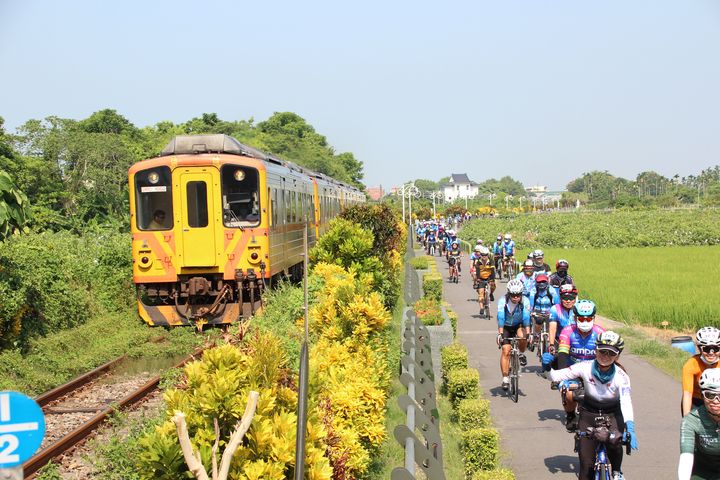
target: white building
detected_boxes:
[525,185,548,194]
[442,174,479,202]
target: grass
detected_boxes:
[517,245,720,332]
[615,326,691,382]
[437,392,468,479]
[0,307,211,395]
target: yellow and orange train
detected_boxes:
[128,134,364,327]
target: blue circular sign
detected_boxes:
[0,391,46,468]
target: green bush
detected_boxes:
[422,273,442,302]
[441,342,469,388]
[447,368,480,406]
[471,468,516,480]
[414,297,443,326]
[410,256,429,269]
[458,398,491,430]
[462,427,500,475]
[446,308,458,337]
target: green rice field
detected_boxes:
[529,246,719,331]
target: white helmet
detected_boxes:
[507,279,524,295]
[474,245,482,252]
[504,233,512,240]
[533,249,544,258]
[699,368,720,391]
[476,239,484,245]
[696,327,720,347]
[479,246,490,255]
[447,229,455,236]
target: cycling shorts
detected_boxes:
[501,325,525,345]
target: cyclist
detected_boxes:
[553,300,606,432]
[678,368,720,480]
[426,228,438,255]
[448,241,462,277]
[497,279,531,389]
[492,235,504,279]
[473,246,496,302]
[438,228,447,255]
[549,259,574,298]
[532,249,552,274]
[469,245,482,282]
[501,233,516,276]
[681,326,720,416]
[528,273,559,350]
[550,331,637,480]
[546,284,578,349]
[516,259,537,299]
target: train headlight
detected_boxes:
[140,256,152,268]
[250,252,259,261]
[233,169,245,181]
[148,172,160,184]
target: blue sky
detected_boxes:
[1,0,718,190]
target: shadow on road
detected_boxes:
[537,408,565,424]
[544,455,579,474]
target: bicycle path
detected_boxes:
[435,255,680,479]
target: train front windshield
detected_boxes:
[135,167,173,230]
[221,165,260,227]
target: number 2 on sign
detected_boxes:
[0,434,20,463]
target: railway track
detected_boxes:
[22,349,203,478]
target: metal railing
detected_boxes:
[391,308,445,480]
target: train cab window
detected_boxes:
[186,181,209,228]
[135,167,173,230]
[221,166,260,227]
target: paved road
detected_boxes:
[434,255,679,479]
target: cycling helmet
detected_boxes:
[556,259,569,270]
[474,245,482,252]
[533,249,544,258]
[699,368,720,392]
[596,331,625,354]
[696,327,720,347]
[523,259,534,269]
[476,239,484,245]
[527,253,534,259]
[497,235,502,241]
[504,233,512,240]
[559,284,578,297]
[507,279,524,295]
[535,273,549,284]
[479,246,490,255]
[573,299,597,317]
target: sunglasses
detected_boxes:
[509,293,522,298]
[561,295,576,301]
[700,346,719,355]
[576,316,594,323]
[597,349,618,357]
[702,390,720,401]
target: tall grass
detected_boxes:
[528,246,720,331]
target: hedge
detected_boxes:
[458,398,491,431]
[471,468,516,480]
[447,368,480,406]
[422,272,442,302]
[410,256,429,270]
[463,427,500,475]
[441,342,468,388]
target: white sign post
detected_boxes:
[0,392,46,479]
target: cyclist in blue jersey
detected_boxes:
[516,259,537,298]
[547,284,578,347]
[553,300,606,432]
[549,259,574,298]
[528,273,559,350]
[491,234,504,278]
[501,233,516,275]
[497,279,531,390]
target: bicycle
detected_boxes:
[574,414,632,480]
[475,279,491,318]
[503,256,515,281]
[530,312,551,360]
[493,254,503,280]
[498,336,523,403]
[428,241,436,256]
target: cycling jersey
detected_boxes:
[529,288,558,315]
[473,258,495,281]
[497,295,531,328]
[550,361,634,422]
[557,324,606,364]
[549,304,575,339]
[680,405,720,477]
[492,241,503,256]
[469,252,480,262]
[549,272,575,298]
[502,240,516,256]
[515,272,536,297]
[427,233,436,243]
[533,262,551,274]
[682,355,718,402]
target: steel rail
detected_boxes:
[23,349,204,478]
[35,355,127,407]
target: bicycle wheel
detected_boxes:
[484,285,491,318]
[597,462,609,480]
[510,351,519,402]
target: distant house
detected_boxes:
[441,174,479,202]
[525,185,548,194]
[366,186,384,201]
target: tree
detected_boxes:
[413,179,439,193]
[0,170,31,239]
[477,176,525,196]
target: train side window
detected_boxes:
[186,181,209,228]
[285,190,291,224]
[135,167,173,230]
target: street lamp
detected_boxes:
[428,191,444,220]
[505,194,513,209]
[406,185,420,228]
[519,196,524,209]
[395,182,415,223]
[488,193,496,207]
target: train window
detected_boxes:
[270,188,276,226]
[186,181,209,228]
[135,166,173,230]
[221,166,259,227]
[285,190,291,224]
